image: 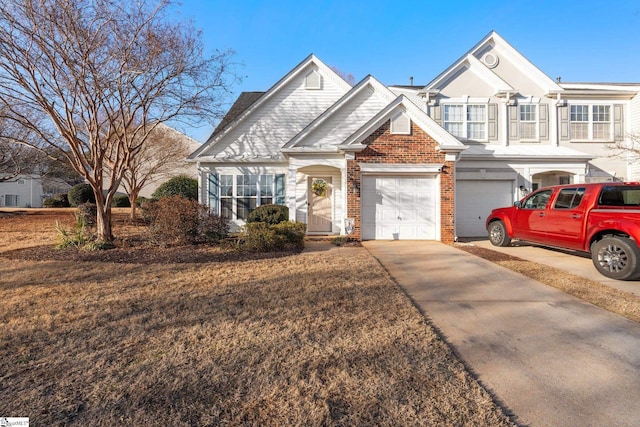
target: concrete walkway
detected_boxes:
[364,241,640,427]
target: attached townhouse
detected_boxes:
[189,31,640,241]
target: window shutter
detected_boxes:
[614,104,624,141]
[488,103,498,140]
[430,105,442,126]
[559,105,569,141]
[539,104,548,140]
[508,105,518,139]
[208,173,219,214]
[275,174,285,205]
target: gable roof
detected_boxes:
[188,54,353,161]
[339,95,465,153]
[424,30,563,96]
[211,92,264,138]
[283,74,397,149]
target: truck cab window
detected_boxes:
[554,188,586,209]
[522,190,552,209]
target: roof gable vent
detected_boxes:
[305,70,322,90]
[390,111,411,135]
[481,52,499,69]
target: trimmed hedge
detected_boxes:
[112,195,131,207]
[68,183,96,207]
[239,221,306,252]
[246,204,289,225]
[43,193,70,208]
[152,175,198,201]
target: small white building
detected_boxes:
[0,174,44,207]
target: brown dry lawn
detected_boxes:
[0,209,513,426]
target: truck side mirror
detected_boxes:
[514,201,522,208]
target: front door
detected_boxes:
[308,177,332,233]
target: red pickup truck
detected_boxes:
[486,182,640,280]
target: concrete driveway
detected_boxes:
[364,240,640,427]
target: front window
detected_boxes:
[213,174,284,221]
[570,104,611,140]
[444,104,486,141]
[519,104,537,140]
[4,194,20,207]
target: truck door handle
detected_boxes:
[538,213,545,217]
[571,214,582,219]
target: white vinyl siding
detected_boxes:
[443,104,487,141]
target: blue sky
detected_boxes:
[177,0,640,142]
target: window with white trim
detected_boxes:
[5,194,20,207]
[519,104,537,140]
[570,104,611,140]
[215,174,284,221]
[443,104,487,140]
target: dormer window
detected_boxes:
[305,70,322,90]
[390,111,411,135]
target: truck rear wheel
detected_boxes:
[488,220,511,247]
[591,236,640,280]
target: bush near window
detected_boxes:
[246,204,289,225]
[43,193,70,208]
[68,183,96,207]
[76,202,97,227]
[112,194,131,207]
[239,221,306,252]
[152,175,198,201]
[142,195,228,246]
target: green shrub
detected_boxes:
[112,194,131,207]
[68,183,96,207]
[144,195,228,246]
[246,204,289,225]
[76,203,97,227]
[152,175,198,201]
[44,193,70,208]
[239,221,306,252]
[55,217,91,248]
[135,196,149,206]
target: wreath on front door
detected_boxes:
[311,179,327,197]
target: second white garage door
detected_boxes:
[361,175,438,240]
[456,180,514,237]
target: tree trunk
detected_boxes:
[128,189,140,220]
[94,195,114,242]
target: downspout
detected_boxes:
[502,91,511,147]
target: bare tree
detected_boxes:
[119,123,194,218]
[0,112,47,182]
[0,0,235,242]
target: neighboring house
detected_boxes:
[0,174,44,207]
[189,31,640,241]
[392,31,640,237]
[115,124,202,198]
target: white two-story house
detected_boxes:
[190,31,640,241]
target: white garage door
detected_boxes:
[361,175,438,240]
[456,180,514,237]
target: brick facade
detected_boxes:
[346,121,456,244]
